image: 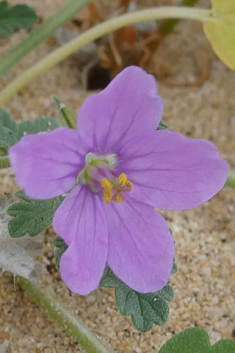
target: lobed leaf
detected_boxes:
[0,122,18,153]
[0,196,46,281]
[53,235,176,332]
[100,266,174,332]
[7,190,63,238]
[0,109,59,155]
[0,0,38,36]
[158,327,235,353]
[17,117,59,139]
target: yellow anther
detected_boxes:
[103,189,112,204]
[125,180,133,188]
[101,178,113,190]
[118,173,132,189]
[118,173,128,187]
[113,193,124,204]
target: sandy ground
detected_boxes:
[0,0,235,352]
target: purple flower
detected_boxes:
[9,66,228,295]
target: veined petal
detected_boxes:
[9,128,85,199]
[118,131,229,210]
[78,66,163,154]
[105,196,175,293]
[53,185,108,295]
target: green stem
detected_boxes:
[0,0,91,77]
[158,0,200,36]
[19,278,114,353]
[225,170,235,188]
[0,6,217,106]
[0,156,10,169]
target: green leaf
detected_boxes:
[159,327,211,353]
[0,109,59,158]
[0,108,18,137]
[52,236,176,332]
[7,190,63,238]
[0,108,18,153]
[100,266,174,332]
[212,339,235,353]
[0,122,18,153]
[158,327,235,353]
[17,116,59,139]
[0,1,38,36]
[53,236,68,269]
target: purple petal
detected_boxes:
[105,196,175,293]
[53,185,108,295]
[78,66,163,154]
[118,131,229,210]
[9,128,85,199]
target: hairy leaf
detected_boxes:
[0,196,46,281]
[0,122,18,153]
[53,235,176,332]
[158,327,235,353]
[17,117,59,139]
[0,109,59,156]
[7,190,63,238]
[100,266,174,332]
[0,108,18,138]
[0,0,38,36]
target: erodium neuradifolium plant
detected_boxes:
[9,66,228,300]
[0,0,235,351]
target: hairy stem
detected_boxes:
[0,0,91,77]
[0,6,217,106]
[226,170,235,189]
[19,278,114,353]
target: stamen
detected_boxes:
[101,174,132,204]
[103,189,112,204]
[113,193,124,204]
[118,173,133,188]
[126,180,133,188]
[101,178,113,190]
[118,173,128,187]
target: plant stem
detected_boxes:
[0,6,217,106]
[0,156,10,169]
[19,277,115,353]
[158,0,200,36]
[0,0,91,77]
[225,170,235,189]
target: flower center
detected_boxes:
[101,173,133,204]
[77,152,133,204]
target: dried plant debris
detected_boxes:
[0,196,46,281]
[53,0,210,89]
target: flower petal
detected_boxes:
[9,128,85,199]
[105,196,175,293]
[53,185,108,295]
[118,131,229,210]
[78,66,163,153]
